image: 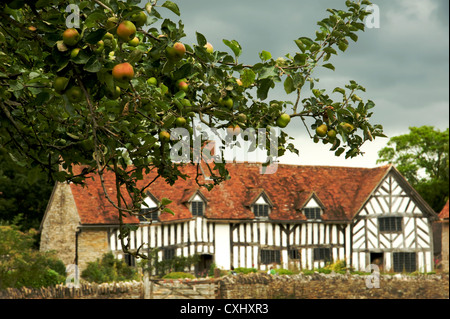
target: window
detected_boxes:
[138,208,159,222]
[124,254,136,267]
[378,217,403,232]
[304,207,321,220]
[260,250,281,264]
[191,201,204,217]
[288,248,300,260]
[253,204,270,217]
[393,252,416,273]
[163,248,175,261]
[313,248,331,262]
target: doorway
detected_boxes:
[196,254,213,277]
[370,252,384,272]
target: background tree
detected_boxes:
[377,126,449,212]
[0,153,54,231]
[0,0,385,258]
[0,225,66,289]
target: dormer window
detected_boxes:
[252,194,271,218]
[304,207,321,220]
[253,204,269,217]
[191,201,204,217]
[190,194,205,217]
[139,194,159,222]
[302,194,324,221]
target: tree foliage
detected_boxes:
[81,252,138,283]
[0,225,66,289]
[0,0,385,258]
[377,126,449,212]
[0,153,54,230]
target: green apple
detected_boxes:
[166,42,186,61]
[65,86,83,103]
[159,130,171,141]
[131,11,147,28]
[316,124,328,137]
[219,97,233,108]
[204,42,213,54]
[116,20,136,42]
[327,129,337,140]
[175,117,186,127]
[70,48,81,59]
[176,79,189,92]
[62,28,80,46]
[105,17,119,32]
[105,86,121,100]
[93,40,104,54]
[147,77,157,86]
[237,113,247,123]
[128,36,139,47]
[53,77,69,94]
[276,113,291,128]
[340,122,355,133]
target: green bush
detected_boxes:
[81,252,138,283]
[234,267,257,274]
[275,269,294,275]
[0,226,66,289]
[162,272,195,279]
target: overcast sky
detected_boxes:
[145,0,449,168]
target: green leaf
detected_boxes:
[338,40,348,52]
[127,49,143,64]
[348,32,358,42]
[84,29,107,44]
[323,47,337,55]
[85,12,107,28]
[173,63,192,80]
[322,63,335,71]
[333,87,346,95]
[161,197,173,206]
[258,66,277,80]
[84,56,102,73]
[259,50,272,61]
[284,76,295,94]
[196,32,207,47]
[335,147,345,157]
[223,39,242,58]
[161,1,180,16]
[257,79,273,100]
[163,207,174,215]
[241,69,256,87]
[294,53,308,65]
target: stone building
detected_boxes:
[40,163,438,274]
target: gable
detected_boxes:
[356,167,438,220]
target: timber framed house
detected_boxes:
[40,163,438,274]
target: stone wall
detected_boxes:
[77,228,110,271]
[145,279,216,299]
[0,281,143,299]
[216,272,449,299]
[1,273,448,299]
[39,183,80,267]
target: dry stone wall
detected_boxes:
[217,272,449,299]
[1,273,448,299]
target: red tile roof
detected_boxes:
[69,163,391,225]
[439,200,449,220]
